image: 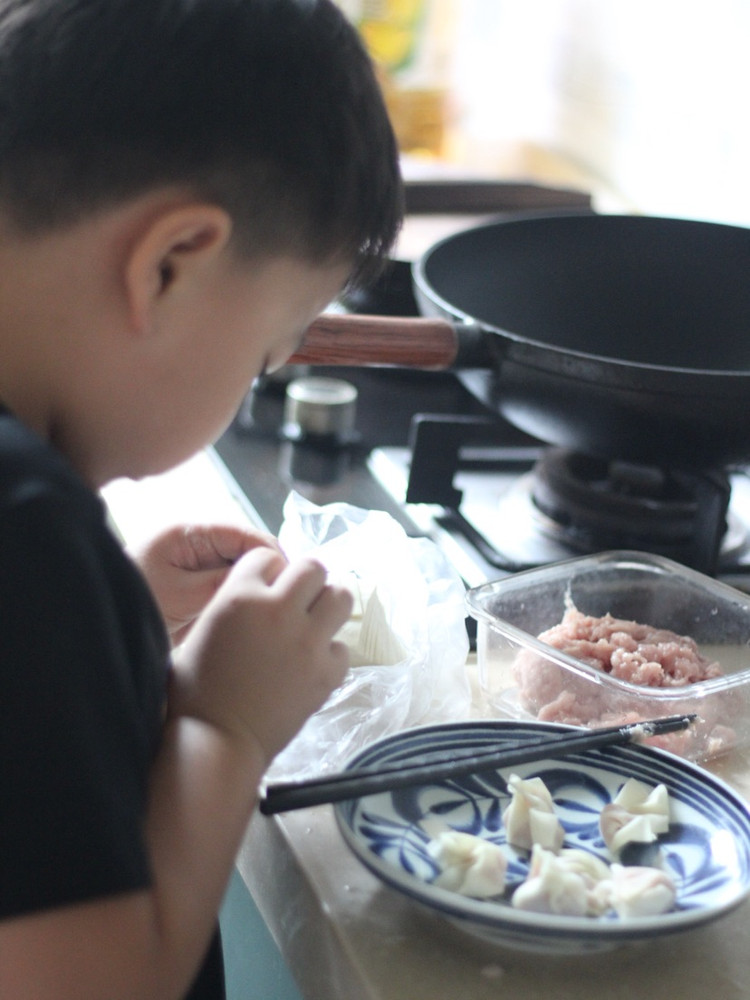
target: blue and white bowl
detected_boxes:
[334,721,750,953]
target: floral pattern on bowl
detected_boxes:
[334,721,750,953]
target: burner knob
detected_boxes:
[282,376,358,443]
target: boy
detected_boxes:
[0,1,403,998]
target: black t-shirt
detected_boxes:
[0,408,224,998]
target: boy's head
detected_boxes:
[0,0,403,287]
[0,0,404,484]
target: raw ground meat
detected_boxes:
[535,608,722,688]
[513,607,734,758]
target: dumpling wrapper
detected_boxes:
[603,864,677,918]
[427,831,508,898]
[503,773,565,852]
[334,575,407,667]
[599,778,670,854]
[511,845,609,917]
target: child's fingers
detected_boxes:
[198,524,282,565]
[307,581,353,634]
[268,556,330,608]
[231,545,289,587]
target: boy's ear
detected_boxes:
[124,203,233,335]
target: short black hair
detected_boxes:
[0,0,403,285]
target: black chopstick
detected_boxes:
[259,713,696,815]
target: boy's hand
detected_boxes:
[130,524,282,645]
[171,548,353,766]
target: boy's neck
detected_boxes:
[0,211,125,484]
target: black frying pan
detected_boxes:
[291,214,750,470]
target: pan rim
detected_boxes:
[412,212,750,379]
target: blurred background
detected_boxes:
[339,0,750,226]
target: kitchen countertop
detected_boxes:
[104,449,750,1000]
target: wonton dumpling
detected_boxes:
[511,847,676,919]
[556,847,612,885]
[599,778,670,854]
[502,773,565,852]
[604,864,676,918]
[511,844,609,917]
[427,831,508,898]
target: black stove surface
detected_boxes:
[214,365,535,536]
[214,356,750,590]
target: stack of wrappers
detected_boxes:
[267,493,471,780]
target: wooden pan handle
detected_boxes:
[288,313,459,370]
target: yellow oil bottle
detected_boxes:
[336,0,455,157]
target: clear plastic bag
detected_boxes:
[267,492,471,779]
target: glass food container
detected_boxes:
[466,551,750,761]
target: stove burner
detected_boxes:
[530,449,732,574]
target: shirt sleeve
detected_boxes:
[0,488,168,919]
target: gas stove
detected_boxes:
[213,361,750,592]
[213,186,750,594]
